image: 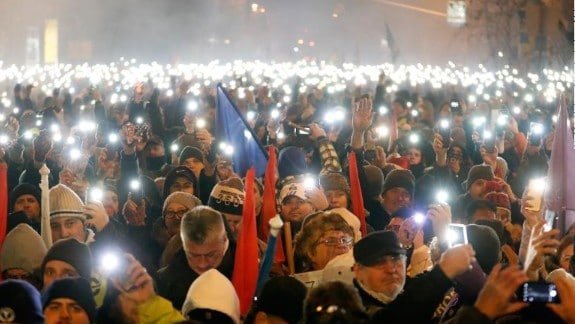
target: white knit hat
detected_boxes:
[181,269,240,324]
[0,224,47,273]
[49,184,86,220]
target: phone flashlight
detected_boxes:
[23,131,33,140]
[375,125,389,138]
[187,101,199,112]
[413,212,425,225]
[89,187,104,203]
[129,179,141,191]
[411,109,419,117]
[108,133,118,144]
[512,106,521,115]
[436,190,449,203]
[446,224,468,248]
[70,148,82,160]
[196,118,207,129]
[303,176,316,189]
[12,108,19,115]
[247,111,256,122]
[270,109,280,119]
[135,116,144,125]
[170,143,179,153]
[497,115,508,126]
[52,133,62,143]
[409,133,420,144]
[379,106,389,115]
[0,134,9,145]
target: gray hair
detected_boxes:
[180,206,226,244]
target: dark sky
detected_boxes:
[0,0,489,65]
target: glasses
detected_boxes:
[316,235,353,247]
[164,209,188,220]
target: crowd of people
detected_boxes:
[0,60,573,323]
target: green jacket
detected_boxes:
[138,295,185,323]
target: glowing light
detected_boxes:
[436,190,449,203]
[196,118,206,129]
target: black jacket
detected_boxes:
[156,243,236,310]
[354,266,453,323]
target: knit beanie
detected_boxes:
[179,146,204,165]
[465,165,494,191]
[278,146,307,179]
[382,169,415,197]
[466,224,501,274]
[208,178,245,216]
[319,173,350,194]
[182,269,240,324]
[41,238,92,282]
[256,276,307,324]
[363,165,384,198]
[49,184,85,221]
[0,280,44,324]
[0,224,47,274]
[163,192,202,216]
[163,166,199,199]
[43,278,96,323]
[10,183,41,212]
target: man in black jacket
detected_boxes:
[352,230,476,322]
[156,206,235,309]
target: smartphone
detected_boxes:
[99,252,134,291]
[447,224,468,248]
[528,122,544,146]
[364,150,376,163]
[437,119,451,148]
[450,100,462,115]
[517,282,560,303]
[524,178,544,212]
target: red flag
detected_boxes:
[232,168,259,315]
[0,163,7,247]
[259,146,285,263]
[348,152,367,236]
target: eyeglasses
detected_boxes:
[164,209,188,220]
[316,235,353,247]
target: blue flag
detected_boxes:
[216,84,268,177]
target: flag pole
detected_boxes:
[40,164,52,248]
[256,215,284,294]
[284,221,295,274]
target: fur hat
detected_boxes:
[49,184,85,221]
[182,269,240,324]
[208,178,245,216]
[319,173,350,194]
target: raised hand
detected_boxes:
[352,97,373,132]
[474,264,528,319]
